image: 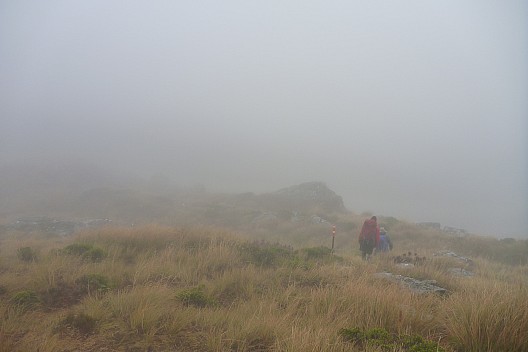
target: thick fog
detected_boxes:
[1,1,527,237]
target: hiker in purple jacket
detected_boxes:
[377,227,393,253]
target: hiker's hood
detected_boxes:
[365,218,377,227]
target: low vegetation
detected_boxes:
[339,327,444,351]
[0,225,527,351]
[16,246,38,262]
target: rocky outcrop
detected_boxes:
[262,182,346,213]
[434,250,474,266]
[417,222,441,230]
[433,250,476,277]
[447,268,474,277]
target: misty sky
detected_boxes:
[1,1,527,237]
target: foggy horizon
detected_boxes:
[1,1,527,237]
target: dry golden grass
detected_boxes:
[0,225,527,351]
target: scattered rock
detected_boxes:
[7,217,112,236]
[374,272,448,295]
[447,268,474,277]
[310,215,328,224]
[442,226,468,237]
[290,211,305,223]
[396,263,415,269]
[417,222,441,230]
[434,250,473,266]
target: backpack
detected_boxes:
[360,220,377,248]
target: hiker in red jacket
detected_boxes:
[359,216,380,260]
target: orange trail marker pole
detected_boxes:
[331,225,336,252]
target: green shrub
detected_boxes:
[177,286,215,307]
[11,290,39,309]
[17,247,37,262]
[40,283,81,308]
[62,243,94,255]
[339,327,365,344]
[82,247,106,262]
[62,243,105,262]
[301,246,333,259]
[56,313,97,335]
[290,246,343,268]
[366,327,391,341]
[402,335,443,352]
[75,274,111,294]
[339,327,444,352]
[238,241,294,267]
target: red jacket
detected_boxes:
[359,218,380,246]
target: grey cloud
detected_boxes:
[1,0,527,236]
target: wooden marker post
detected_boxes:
[331,225,336,253]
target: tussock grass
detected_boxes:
[442,279,528,352]
[0,225,526,351]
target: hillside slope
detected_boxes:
[0,226,527,351]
